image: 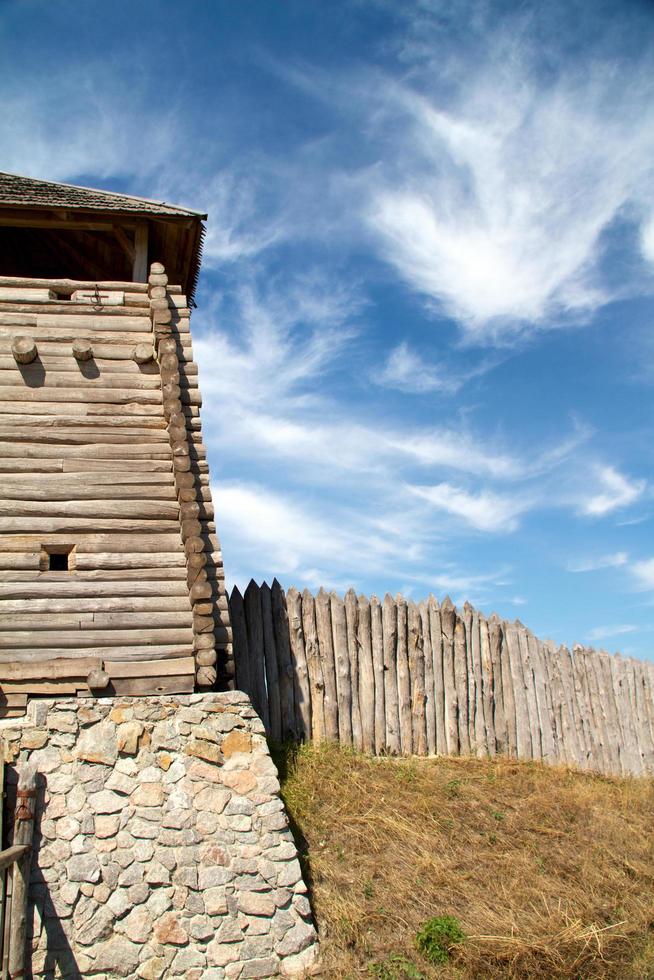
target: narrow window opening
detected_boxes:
[49,552,69,572]
[41,544,76,572]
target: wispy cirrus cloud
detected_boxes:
[579,466,646,517]
[356,11,654,340]
[408,482,528,533]
[567,552,629,573]
[587,623,638,642]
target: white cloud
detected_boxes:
[374,342,459,393]
[408,482,527,532]
[361,39,654,338]
[580,466,645,517]
[641,215,654,265]
[587,624,638,642]
[567,552,629,573]
[632,559,654,591]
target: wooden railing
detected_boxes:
[229,581,654,777]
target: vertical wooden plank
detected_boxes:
[504,622,531,760]
[546,641,579,767]
[517,623,540,761]
[607,652,629,774]
[287,587,311,741]
[315,588,339,741]
[489,615,509,756]
[440,597,458,755]
[302,589,325,743]
[572,645,601,771]
[617,653,643,775]
[479,615,496,757]
[229,586,251,698]
[370,595,385,755]
[469,606,486,757]
[428,597,446,755]
[527,631,555,763]
[357,595,375,754]
[462,604,477,753]
[8,764,36,980]
[345,589,364,752]
[594,649,622,775]
[331,592,353,746]
[132,223,149,282]
[408,600,427,755]
[0,755,4,979]
[559,644,591,770]
[382,594,400,754]
[271,579,296,740]
[453,609,470,755]
[641,660,654,774]
[260,582,282,743]
[243,580,270,733]
[631,658,654,772]
[498,621,517,758]
[419,600,437,755]
[537,639,563,764]
[396,595,413,755]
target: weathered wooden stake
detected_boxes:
[8,763,36,980]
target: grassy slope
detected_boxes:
[276,744,654,979]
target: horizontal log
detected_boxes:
[0,276,147,293]
[2,568,187,583]
[0,373,163,391]
[62,458,172,472]
[0,484,177,502]
[0,628,194,648]
[111,675,194,696]
[0,499,179,519]
[0,387,162,404]
[0,532,183,552]
[0,611,192,631]
[0,658,101,679]
[0,341,192,361]
[0,287,55,302]
[0,518,179,533]
[0,402,163,418]
[0,644,192,663]
[75,552,185,569]
[0,356,186,374]
[1,680,84,694]
[0,596,191,614]
[105,656,195,678]
[0,580,189,599]
[0,845,30,871]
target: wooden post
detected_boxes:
[287,587,312,741]
[314,589,339,741]
[330,592,353,746]
[271,580,296,740]
[396,595,412,755]
[382,594,400,754]
[440,597,458,755]
[357,594,375,755]
[261,582,282,743]
[344,590,363,751]
[420,600,437,755]
[370,595,385,755]
[243,580,270,733]
[8,763,36,980]
[408,600,427,755]
[133,224,149,283]
[302,589,325,743]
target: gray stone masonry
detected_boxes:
[0,692,318,979]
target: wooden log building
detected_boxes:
[0,171,233,712]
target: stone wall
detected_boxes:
[0,692,318,979]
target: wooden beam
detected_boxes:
[113,225,135,262]
[133,224,149,282]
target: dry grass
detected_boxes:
[275,743,654,979]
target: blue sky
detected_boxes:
[2,0,654,658]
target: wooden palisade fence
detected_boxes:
[229,581,654,778]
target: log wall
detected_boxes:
[0,270,232,702]
[230,582,654,777]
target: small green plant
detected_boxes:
[416,914,466,965]
[444,778,461,797]
[368,953,425,979]
[492,810,505,822]
[363,878,375,898]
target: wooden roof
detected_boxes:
[0,172,207,301]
